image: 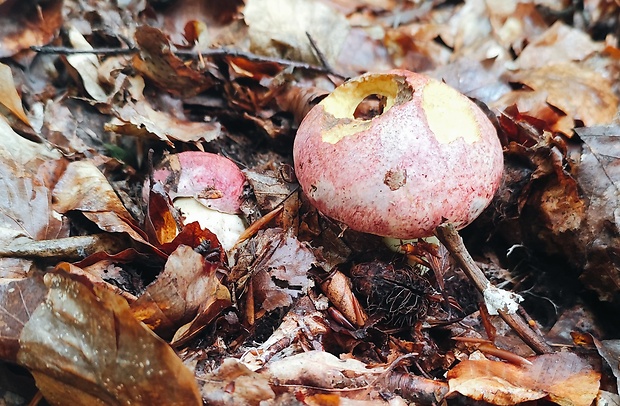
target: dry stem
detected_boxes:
[435,223,553,354]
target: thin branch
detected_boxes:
[435,223,553,355]
[30,45,138,55]
[30,45,346,77]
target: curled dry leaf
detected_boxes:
[0,273,47,363]
[320,269,367,327]
[0,0,63,58]
[0,62,31,126]
[243,0,349,66]
[264,350,377,387]
[447,352,600,406]
[200,358,275,405]
[131,244,230,338]
[17,272,202,405]
[52,160,150,245]
[495,62,619,134]
[106,76,222,144]
[65,26,109,102]
[133,25,214,98]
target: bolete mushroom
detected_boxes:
[293,70,503,239]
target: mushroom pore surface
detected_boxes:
[293,70,504,239]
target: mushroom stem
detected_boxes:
[434,223,553,355]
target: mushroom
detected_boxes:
[293,69,503,239]
[150,151,247,251]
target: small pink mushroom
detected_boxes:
[151,151,247,250]
[293,70,503,239]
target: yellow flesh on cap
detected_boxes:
[422,81,481,144]
[319,74,408,144]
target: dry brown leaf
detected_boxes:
[17,272,202,405]
[447,352,600,406]
[572,127,620,301]
[200,358,275,405]
[0,0,63,58]
[104,77,222,145]
[320,269,367,327]
[244,0,349,66]
[52,160,149,245]
[247,228,315,312]
[65,26,109,102]
[496,63,619,133]
[0,115,61,168]
[515,21,603,70]
[131,244,229,338]
[0,273,47,363]
[133,25,214,98]
[0,62,31,126]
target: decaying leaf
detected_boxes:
[200,358,275,405]
[17,272,202,405]
[65,26,109,102]
[572,127,620,301]
[496,63,618,134]
[514,21,603,70]
[131,244,229,338]
[447,352,600,406]
[0,62,31,125]
[233,228,315,313]
[244,0,349,66]
[133,25,215,98]
[0,273,48,363]
[0,0,63,58]
[52,160,150,245]
[320,269,367,327]
[105,77,222,145]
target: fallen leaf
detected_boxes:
[0,0,63,58]
[131,244,228,338]
[239,228,315,313]
[64,26,109,102]
[514,21,603,70]
[52,160,150,245]
[244,0,349,66]
[447,352,600,406]
[0,273,48,363]
[17,272,202,405]
[200,358,275,405]
[107,96,222,145]
[496,63,619,133]
[572,128,620,301]
[133,25,214,98]
[0,62,31,125]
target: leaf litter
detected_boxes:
[0,0,619,404]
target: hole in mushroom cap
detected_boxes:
[353,94,387,120]
[319,73,414,144]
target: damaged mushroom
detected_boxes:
[293,69,503,239]
[150,151,247,251]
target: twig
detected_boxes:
[0,234,128,261]
[30,45,345,77]
[30,45,138,55]
[434,223,553,355]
